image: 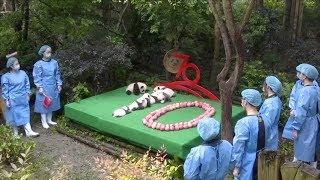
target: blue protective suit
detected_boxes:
[33,59,62,113]
[292,85,319,162]
[1,70,31,126]
[183,140,233,180]
[233,116,259,180]
[259,95,282,150]
[282,80,318,140]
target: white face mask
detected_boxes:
[13,64,20,71]
[44,52,52,59]
[241,99,247,108]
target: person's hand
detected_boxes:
[58,85,62,92]
[27,94,31,101]
[292,130,298,139]
[290,110,295,117]
[38,87,44,95]
[5,100,10,108]
[233,167,240,177]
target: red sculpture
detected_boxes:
[160,52,219,101]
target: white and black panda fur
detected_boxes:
[126,82,148,95]
[112,106,131,117]
[128,94,151,111]
[153,86,166,92]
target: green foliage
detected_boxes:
[277,73,294,127]
[126,71,161,87]
[0,125,35,164]
[0,125,35,179]
[72,82,92,102]
[130,0,211,45]
[240,60,269,92]
[243,11,269,49]
[265,0,285,11]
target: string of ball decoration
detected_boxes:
[142,101,215,131]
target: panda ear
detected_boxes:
[126,90,132,95]
[133,83,140,95]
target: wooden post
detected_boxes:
[281,162,302,180]
[258,150,281,180]
[294,163,320,180]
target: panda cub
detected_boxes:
[126,82,148,95]
[112,106,131,117]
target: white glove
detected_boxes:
[5,100,10,108]
[38,87,44,95]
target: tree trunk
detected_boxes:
[287,0,304,43]
[22,0,29,41]
[11,0,16,11]
[255,0,264,9]
[209,23,220,84]
[219,81,234,141]
[283,0,292,30]
[208,0,250,141]
[297,0,304,37]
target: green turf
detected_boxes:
[64,87,245,159]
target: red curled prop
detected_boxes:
[160,52,219,101]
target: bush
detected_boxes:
[56,37,134,102]
[72,82,92,102]
[277,73,294,127]
[0,125,35,179]
[239,60,270,93]
[0,125,35,164]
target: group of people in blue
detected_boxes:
[184,63,320,180]
[1,45,62,137]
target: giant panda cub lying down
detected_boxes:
[112,86,175,117]
[126,82,148,95]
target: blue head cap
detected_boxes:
[241,89,262,107]
[6,57,18,68]
[38,45,51,56]
[265,76,282,95]
[299,64,319,80]
[197,117,220,142]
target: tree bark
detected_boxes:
[255,0,264,9]
[219,81,234,141]
[297,0,304,37]
[209,22,220,84]
[11,0,16,11]
[22,0,29,41]
[283,0,292,30]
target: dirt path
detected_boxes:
[30,124,114,180]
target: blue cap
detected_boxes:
[265,76,282,95]
[299,64,319,80]
[6,57,18,68]
[197,117,220,141]
[241,89,262,107]
[38,45,51,55]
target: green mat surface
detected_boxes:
[65,87,244,159]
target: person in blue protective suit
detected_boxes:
[1,54,39,137]
[282,64,319,140]
[233,89,265,180]
[184,117,233,180]
[33,45,62,129]
[289,64,319,167]
[259,76,282,150]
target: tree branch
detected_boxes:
[221,0,237,44]
[208,0,233,81]
[240,0,255,32]
[116,0,129,30]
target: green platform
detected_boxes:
[65,87,244,159]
